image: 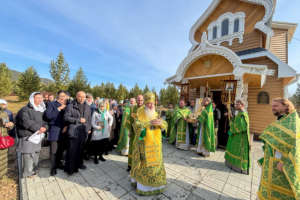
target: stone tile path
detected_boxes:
[21,141,263,200]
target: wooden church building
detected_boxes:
[166,0,299,135]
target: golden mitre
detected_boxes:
[144,92,155,104]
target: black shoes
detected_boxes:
[99,156,106,162]
[50,169,57,176]
[79,164,87,170]
[57,163,64,170]
[94,157,99,164]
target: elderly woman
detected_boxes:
[17,92,48,177]
[91,99,113,164]
[0,99,14,179]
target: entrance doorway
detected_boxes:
[211,90,230,149]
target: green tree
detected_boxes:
[116,84,129,101]
[159,88,167,106]
[50,52,70,91]
[16,66,41,100]
[104,82,116,99]
[290,83,300,110]
[143,85,150,94]
[159,85,179,106]
[68,67,90,97]
[41,83,58,93]
[0,63,13,97]
[129,83,143,98]
[92,83,106,98]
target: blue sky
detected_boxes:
[0,0,299,93]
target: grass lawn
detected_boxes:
[3,96,27,114]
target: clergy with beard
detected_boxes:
[130,92,167,196]
[169,99,191,150]
[117,98,136,156]
[257,98,300,200]
[127,94,144,171]
[197,97,215,157]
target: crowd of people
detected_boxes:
[0,91,299,198]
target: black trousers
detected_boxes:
[64,131,87,173]
[90,138,109,157]
[50,141,58,170]
[56,133,68,165]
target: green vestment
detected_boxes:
[165,109,174,138]
[116,106,130,154]
[130,106,167,195]
[225,111,250,173]
[128,105,140,167]
[197,103,215,152]
[168,107,191,145]
[257,111,300,200]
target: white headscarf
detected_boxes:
[29,92,46,112]
[0,99,7,105]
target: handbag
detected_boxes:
[0,128,15,149]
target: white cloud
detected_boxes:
[0,43,51,64]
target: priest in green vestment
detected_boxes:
[225,99,250,174]
[165,103,174,138]
[169,99,191,150]
[117,98,136,156]
[257,98,300,200]
[197,97,215,157]
[128,95,144,171]
[130,92,167,196]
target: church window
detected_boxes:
[234,19,240,33]
[221,19,229,36]
[257,91,270,104]
[206,12,245,45]
[213,26,217,39]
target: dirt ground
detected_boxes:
[0,159,18,200]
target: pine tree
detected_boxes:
[291,83,300,108]
[129,83,143,98]
[0,63,13,97]
[104,82,116,99]
[16,66,41,100]
[50,52,70,91]
[116,84,129,101]
[159,88,167,106]
[143,85,150,94]
[159,85,179,106]
[68,67,89,97]
[92,83,106,99]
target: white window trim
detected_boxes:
[189,0,275,49]
[207,12,246,46]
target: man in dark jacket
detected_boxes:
[44,90,67,176]
[64,91,91,175]
[16,92,48,177]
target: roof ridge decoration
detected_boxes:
[172,32,243,83]
[189,0,275,47]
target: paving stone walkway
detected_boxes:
[21,141,263,200]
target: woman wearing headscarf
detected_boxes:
[91,99,113,164]
[0,99,14,179]
[16,92,48,177]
